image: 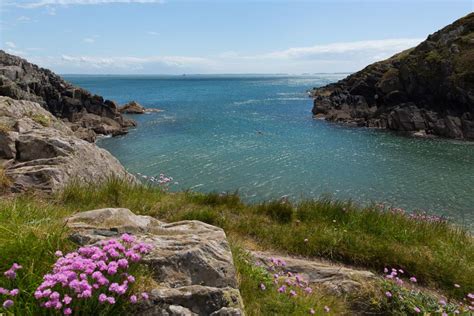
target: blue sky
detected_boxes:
[0,0,472,74]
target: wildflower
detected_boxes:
[98,293,108,303]
[278,285,286,293]
[439,299,447,306]
[414,307,421,313]
[454,284,461,288]
[304,238,308,243]
[468,293,474,299]
[383,267,388,273]
[304,287,313,294]
[55,250,63,257]
[141,292,149,300]
[398,269,404,274]
[260,283,266,291]
[309,308,315,314]
[324,306,330,312]
[385,291,392,298]
[9,289,19,296]
[2,299,14,308]
[0,288,8,295]
[130,295,138,304]
[64,308,72,315]
[289,290,297,297]
[63,295,72,305]
[106,296,115,304]
[409,277,417,283]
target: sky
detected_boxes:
[0,0,472,74]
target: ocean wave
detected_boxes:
[233,97,308,105]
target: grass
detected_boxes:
[28,112,51,127]
[0,179,473,314]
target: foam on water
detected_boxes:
[65,75,474,228]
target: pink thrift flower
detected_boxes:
[414,307,421,313]
[4,269,16,279]
[106,296,115,304]
[64,308,72,315]
[141,292,149,300]
[278,286,286,293]
[9,289,19,296]
[309,308,315,314]
[467,293,474,299]
[289,290,297,297]
[260,283,266,291]
[55,251,63,257]
[63,295,72,305]
[98,293,107,303]
[130,295,138,304]
[304,287,313,294]
[127,275,136,283]
[324,306,330,312]
[0,288,8,295]
[385,291,392,298]
[3,300,14,308]
[439,299,447,306]
[383,267,388,273]
[410,277,417,283]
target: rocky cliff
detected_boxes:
[311,13,474,139]
[0,51,135,142]
[0,96,134,193]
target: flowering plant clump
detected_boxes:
[256,257,330,314]
[137,172,174,189]
[375,204,448,224]
[0,263,22,311]
[382,267,473,314]
[34,234,152,315]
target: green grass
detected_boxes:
[0,179,473,314]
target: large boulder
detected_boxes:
[119,101,146,114]
[310,13,474,140]
[0,51,136,142]
[66,208,245,316]
[0,96,135,193]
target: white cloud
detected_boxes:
[147,31,159,36]
[21,38,423,74]
[83,37,95,43]
[5,41,16,48]
[17,16,31,22]
[5,0,164,8]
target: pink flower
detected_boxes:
[414,307,421,313]
[289,290,297,297]
[454,284,461,288]
[141,292,149,300]
[130,295,138,304]
[9,289,19,296]
[98,293,107,303]
[63,295,72,305]
[63,308,72,315]
[278,286,286,293]
[260,283,266,291]
[106,296,115,304]
[439,299,447,306]
[2,300,14,308]
[0,288,8,295]
[309,308,315,314]
[385,291,392,298]
[410,277,417,283]
[55,251,63,257]
[304,287,313,294]
[324,306,330,312]
[383,267,388,273]
[467,293,474,299]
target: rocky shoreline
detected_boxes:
[310,13,474,140]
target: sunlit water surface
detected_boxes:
[65,75,474,228]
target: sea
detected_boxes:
[64,74,474,227]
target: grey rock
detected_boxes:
[0,97,135,193]
[252,251,375,295]
[65,208,245,316]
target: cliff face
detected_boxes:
[0,96,135,193]
[0,51,135,142]
[311,13,474,139]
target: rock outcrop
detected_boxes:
[66,208,245,316]
[119,101,146,114]
[0,51,136,142]
[252,251,375,296]
[0,96,135,193]
[310,13,474,139]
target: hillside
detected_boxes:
[311,13,474,139]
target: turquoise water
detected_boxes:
[65,75,474,227]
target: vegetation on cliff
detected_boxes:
[311,13,474,139]
[1,179,472,314]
